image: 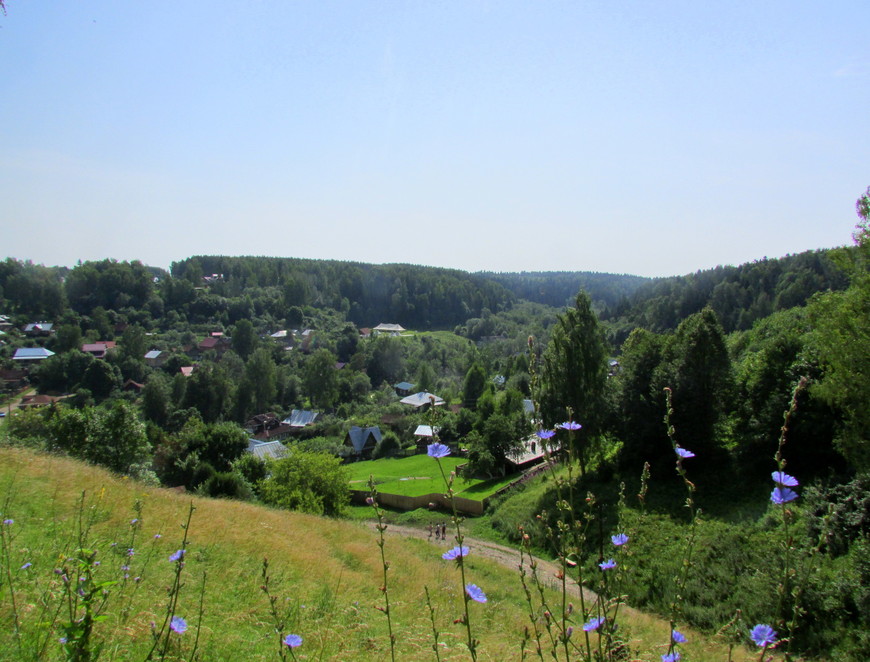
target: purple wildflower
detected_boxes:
[169,549,185,563]
[3,518,13,525]
[674,447,695,459]
[127,548,135,557]
[583,616,605,632]
[283,633,302,648]
[611,533,629,546]
[662,653,681,662]
[558,421,582,431]
[771,487,798,504]
[20,562,32,570]
[465,583,487,603]
[599,558,617,570]
[749,624,777,648]
[442,546,470,561]
[170,616,187,634]
[130,518,139,525]
[153,534,162,539]
[672,629,687,643]
[772,471,799,487]
[427,442,450,458]
[536,429,556,440]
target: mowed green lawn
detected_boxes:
[346,454,517,500]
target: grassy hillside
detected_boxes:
[0,448,774,661]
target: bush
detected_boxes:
[372,431,401,459]
[260,451,349,517]
[199,471,254,500]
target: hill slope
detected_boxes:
[0,448,772,661]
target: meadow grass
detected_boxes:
[0,447,787,661]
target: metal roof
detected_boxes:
[400,392,445,408]
[282,409,319,427]
[346,426,382,453]
[247,440,289,461]
[13,347,55,360]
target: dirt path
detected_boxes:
[1,386,35,416]
[364,521,604,607]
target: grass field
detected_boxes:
[345,454,518,499]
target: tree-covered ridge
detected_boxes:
[0,258,68,318]
[603,249,849,335]
[480,270,650,310]
[171,255,515,330]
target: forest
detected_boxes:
[0,189,868,659]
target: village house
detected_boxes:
[400,391,445,410]
[23,322,54,337]
[245,413,293,442]
[144,349,166,368]
[81,341,117,359]
[197,335,231,357]
[282,409,319,428]
[344,426,382,459]
[13,347,55,363]
[372,323,406,336]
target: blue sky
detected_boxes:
[1,1,868,278]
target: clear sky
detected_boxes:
[1,1,868,278]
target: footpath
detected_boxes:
[364,520,603,607]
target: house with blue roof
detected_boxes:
[13,347,55,362]
[344,426,383,458]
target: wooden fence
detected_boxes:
[350,489,485,515]
[350,459,558,516]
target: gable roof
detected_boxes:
[24,322,54,333]
[394,381,415,391]
[247,439,289,461]
[282,409,319,427]
[400,391,445,408]
[413,425,440,437]
[374,323,406,332]
[144,350,163,360]
[345,426,382,454]
[81,341,116,356]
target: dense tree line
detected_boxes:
[483,270,649,310]
[603,249,850,338]
[171,255,515,330]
